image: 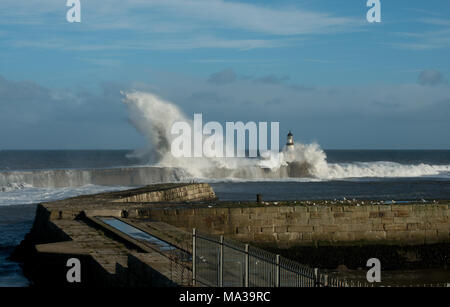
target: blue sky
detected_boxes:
[0,0,449,149]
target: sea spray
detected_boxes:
[122,91,333,179]
[121,91,187,163]
[121,91,450,181]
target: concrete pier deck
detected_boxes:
[13,183,216,287]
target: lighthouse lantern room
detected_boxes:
[286,131,294,150]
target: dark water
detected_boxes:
[0,204,36,287]
[0,150,449,287]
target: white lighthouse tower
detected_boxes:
[286,131,294,151]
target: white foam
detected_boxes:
[325,162,450,179]
[0,185,132,207]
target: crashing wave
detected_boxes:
[0,183,33,192]
[122,91,450,181]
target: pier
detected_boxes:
[13,183,450,287]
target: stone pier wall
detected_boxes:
[132,203,450,246]
[113,183,216,203]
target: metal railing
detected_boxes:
[191,229,450,288]
[193,229,322,287]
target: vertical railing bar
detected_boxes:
[219,235,224,287]
[192,228,196,286]
[245,244,249,287]
[275,254,280,287]
[314,268,319,287]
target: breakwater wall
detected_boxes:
[113,183,216,203]
[132,203,450,247]
[0,166,187,188]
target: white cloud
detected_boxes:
[12,36,292,51]
[389,28,450,50]
[139,0,356,36]
[0,0,357,34]
[419,17,450,27]
[388,16,450,51]
[0,0,358,50]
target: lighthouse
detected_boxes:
[286,131,294,151]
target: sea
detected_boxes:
[0,149,449,286]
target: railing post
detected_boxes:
[219,235,224,287]
[244,244,249,287]
[275,255,280,287]
[324,274,329,287]
[314,268,319,287]
[192,228,196,286]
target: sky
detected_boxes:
[0,0,449,150]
